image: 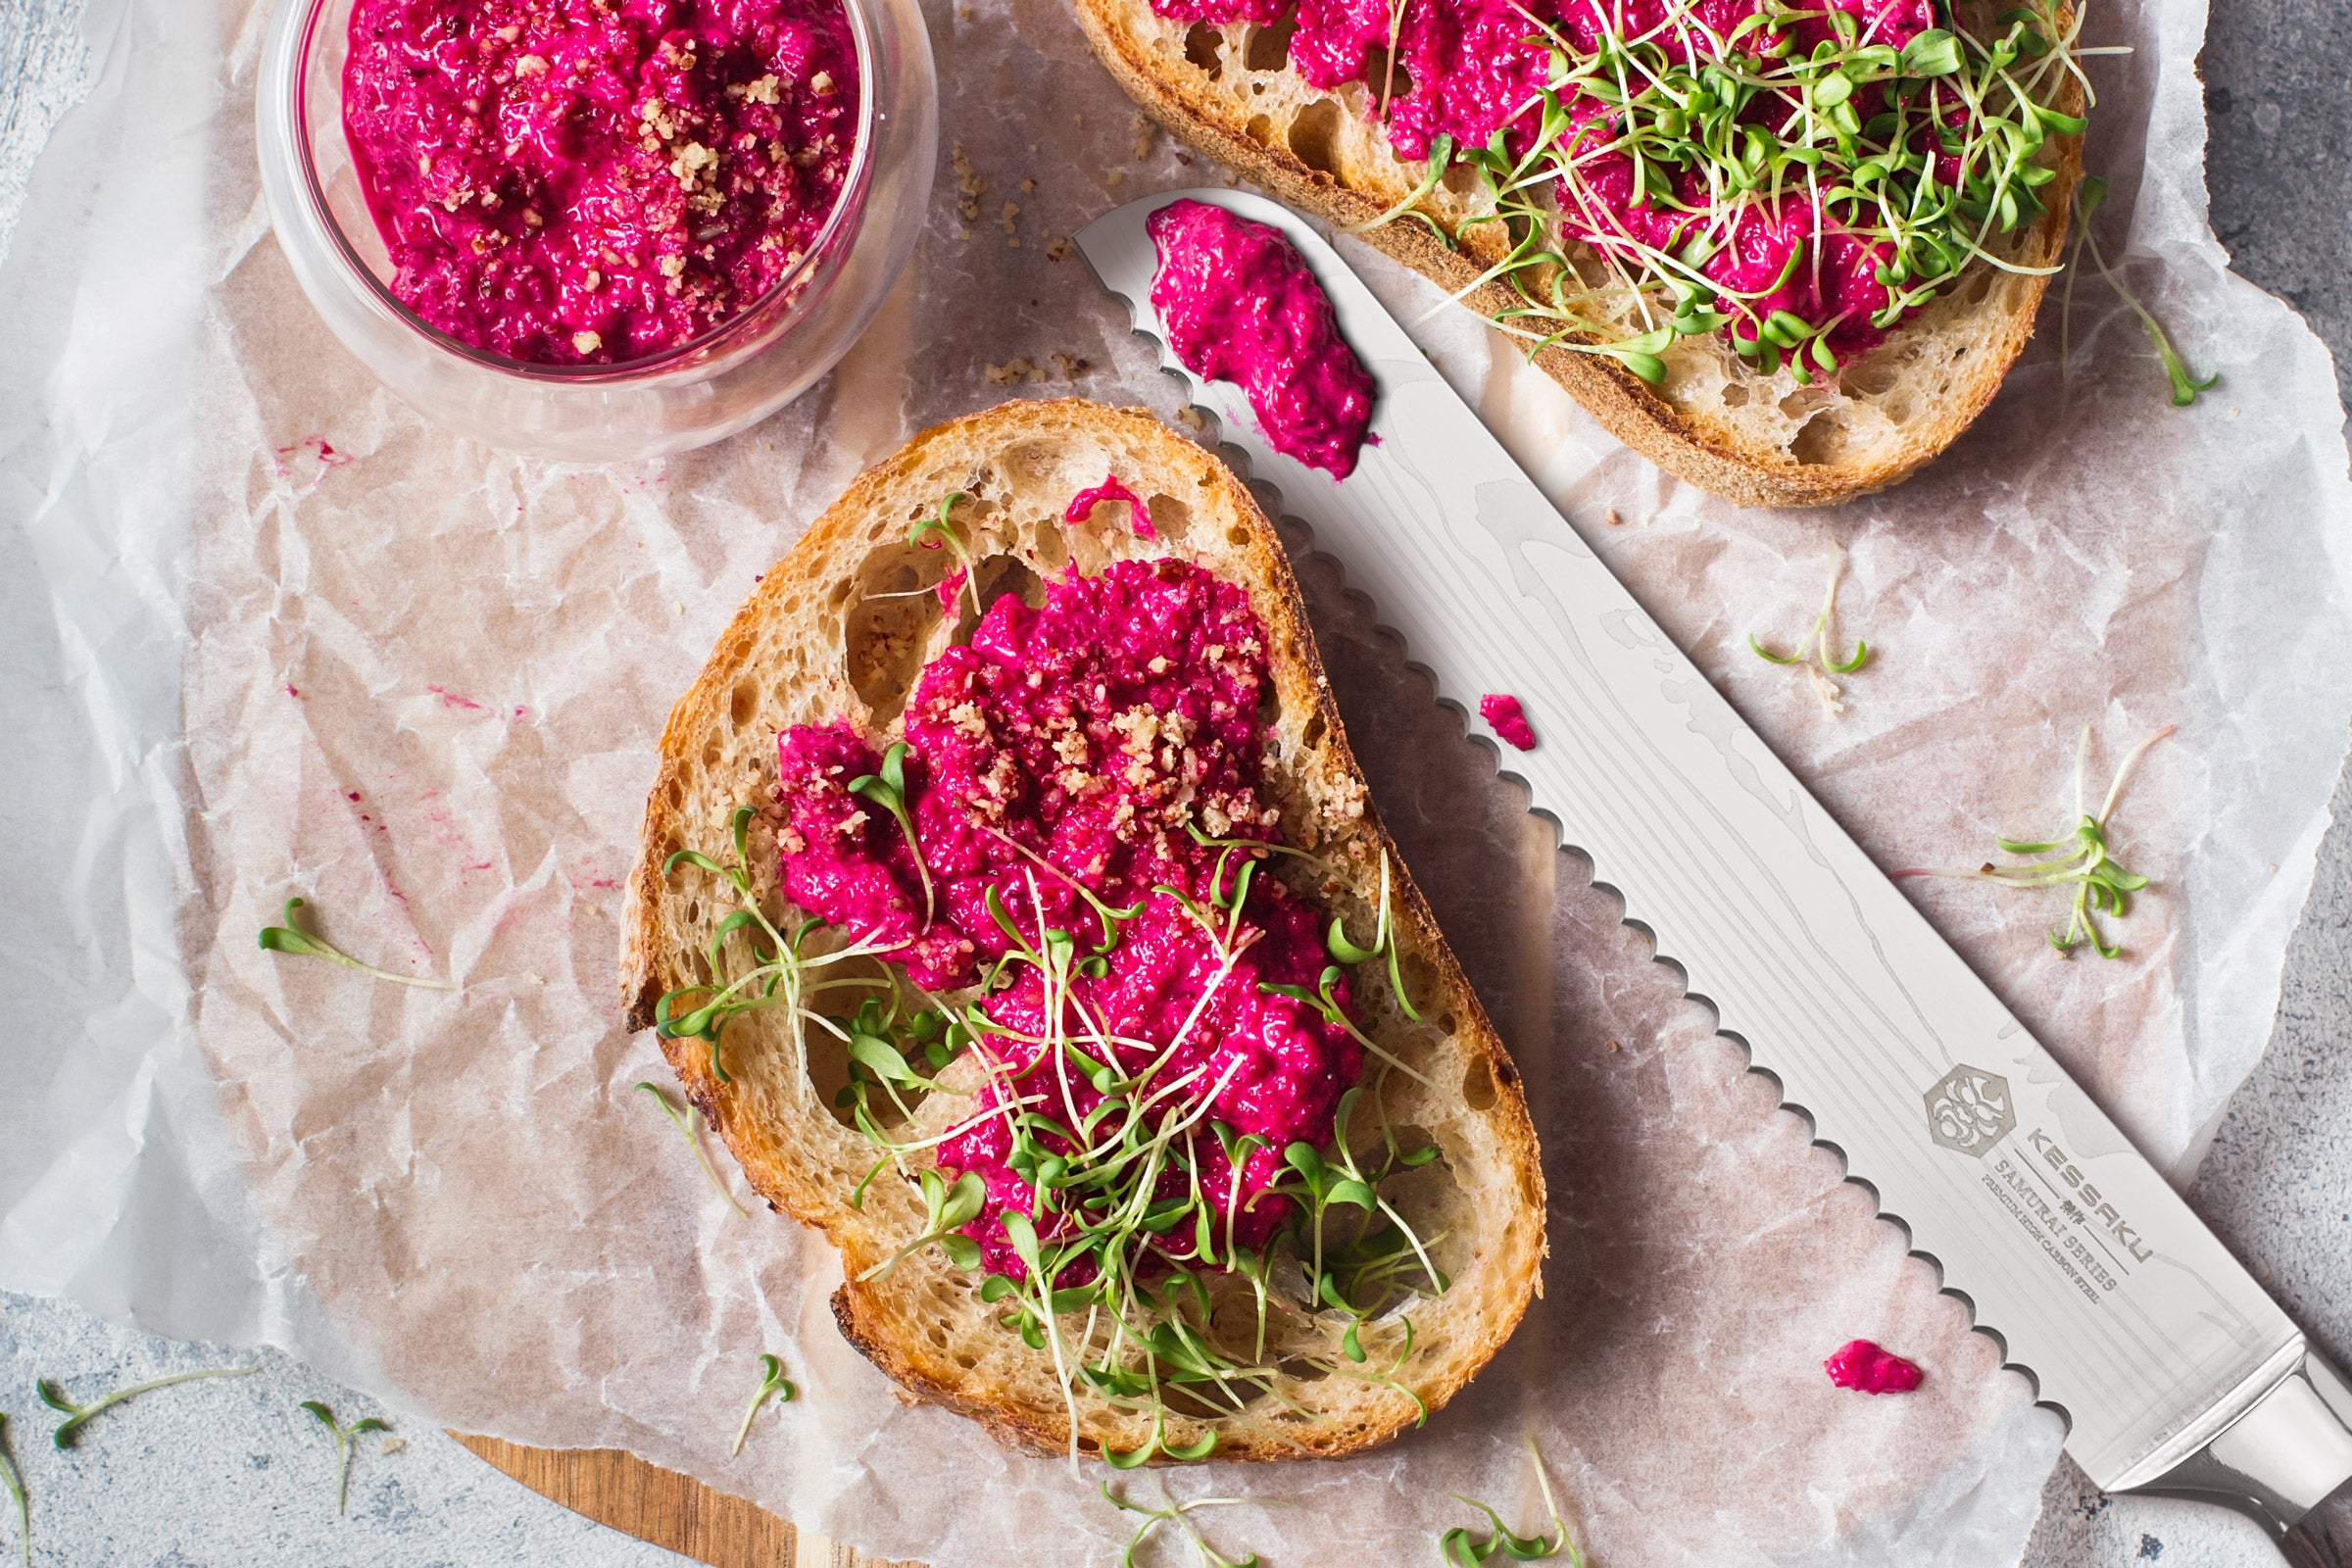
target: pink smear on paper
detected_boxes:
[1480,693,1538,751]
[1825,1340,1923,1395]
[1064,474,1154,538]
[427,685,484,711]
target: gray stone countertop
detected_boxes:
[0,0,2344,1563]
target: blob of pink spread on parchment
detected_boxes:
[1480,693,1537,751]
[1825,1339,1924,1394]
[1064,474,1156,538]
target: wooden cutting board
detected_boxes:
[456,1434,915,1568]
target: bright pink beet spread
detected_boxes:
[1149,0,1936,356]
[1149,199,1375,479]
[775,556,1363,1276]
[342,0,859,366]
[1480,693,1536,751]
[1064,474,1156,539]
[1825,1339,1924,1394]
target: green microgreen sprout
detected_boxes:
[634,1081,751,1218]
[1897,723,2173,957]
[848,741,936,927]
[1324,850,1425,1023]
[730,1354,796,1457]
[1102,1480,1260,1568]
[0,1412,26,1568]
[39,1364,259,1448]
[1438,1435,1584,1567]
[2059,174,2218,406]
[257,897,458,990]
[909,490,983,620]
[858,1168,987,1280]
[299,1400,389,1517]
[1384,0,2089,388]
[1749,545,1870,713]
[657,804,901,1085]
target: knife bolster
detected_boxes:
[2122,1346,2352,1540]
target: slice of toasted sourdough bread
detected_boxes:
[1068,2,2082,509]
[623,398,1545,1461]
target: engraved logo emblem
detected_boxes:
[1924,1065,2015,1157]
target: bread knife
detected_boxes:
[1076,187,2352,1560]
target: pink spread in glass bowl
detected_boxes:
[342,0,861,366]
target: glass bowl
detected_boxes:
[257,0,936,463]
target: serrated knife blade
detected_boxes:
[1077,188,2352,1544]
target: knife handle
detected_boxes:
[2283,1484,2352,1568]
[2126,1347,2352,1544]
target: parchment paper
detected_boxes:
[1,0,2347,1564]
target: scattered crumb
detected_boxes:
[673,602,686,615]
[1176,407,1205,431]
[572,329,602,354]
[985,357,1046,385]
[379,1435,409,1455]
[1047,352,1089,380]
[1605,1040,1620,1053]
[1046,235,1073,263]
[1133,112,1156,161]
[1002,200,1021,248]
[953,144,983,225]
[1019,177,1036,195]
[1105,168,1126,190]
[1604,509,1624,526]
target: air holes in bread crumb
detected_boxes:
[845,545,945,721]
[1227,524,1251,546]
[1278,1358,1332,1384]
[1842,359,1900,397]
[1184,22,1222,75]
[730,678,759,727]
[1288,98,1344,179]
[1790,412,1848,466]
[1245,114,1273,146]
[1436,1010,1457,1036]
[1145,493,1191,540]
[968,555,1045,631]
[1362,46,1411,102]
[1720,380,1750,409]
[1300,712,1326,751]
[1462,1057,1497,1110]
[1031,517,1068,571]
[1245,15,1294,70]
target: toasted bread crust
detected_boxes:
[1067,0,2082,508]
[625,399,1545,1462]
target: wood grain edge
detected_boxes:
[452,1433,919,1568]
